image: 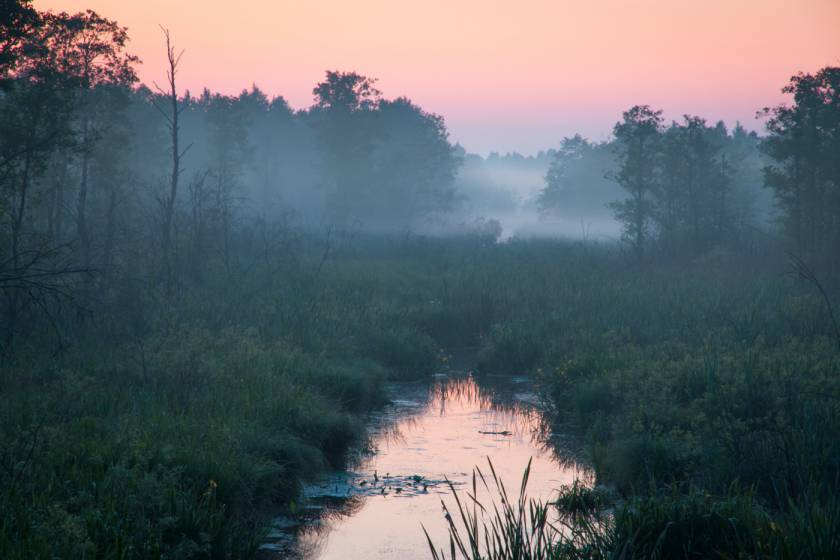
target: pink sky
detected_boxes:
[37,0,840,154]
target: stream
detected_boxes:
[262,365,589,559]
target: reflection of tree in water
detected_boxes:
[285,495,367,559]
[274,374,590,558]
[369,375,584,468]
[427,375,556,448]
[429,375,493,414]
[436,375,587,471]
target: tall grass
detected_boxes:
[3,234,838,558]
[424,459,618,560]
[419,237,840,559]
[426,459,562,560]
[428,464,840,559]
[0,234,464,558]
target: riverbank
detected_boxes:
[3,235,838,558]
[0,236,450,559]
[433,240,840,558]
[265,372,586,559]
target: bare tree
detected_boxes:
[788,252,840,350]
[0,242,89,350]
[152,26,190,286]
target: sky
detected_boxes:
[36,0,840,155]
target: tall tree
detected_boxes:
[0,4,84,346]
[310,71,380,224]
[367,97,459,227]
[152,27,188,287]
[0,0,40,84]
[762,67,840,264]
[538,135,589,214]
[44,10,137,266]
[657,116,726,253]
[609,105,663,259]
[202,90,250,272]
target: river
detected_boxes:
[262,367,589,559]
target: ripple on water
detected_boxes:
[262,374,590,560]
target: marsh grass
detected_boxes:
[428,464,840,559]
[419,238,840,559]
[424,458,620,560]
[0,236,459,558]
[425,459,567,560]
[3,235,838,558]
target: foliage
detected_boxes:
[1,3,839,559]
[762,67,840,264]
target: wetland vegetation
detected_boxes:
[2,1,839,558]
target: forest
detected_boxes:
[2,1,840,559]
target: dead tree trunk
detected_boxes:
[153,27,190,291]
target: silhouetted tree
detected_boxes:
[201,90,251,272]
[0,7,91,345]
[538,135,619,222]
[367,97,459,226]
[43,10,138,266]
[310,71,380,223]
[152,27,187,288]
[657,116,727,254]
[309,71,458,227]
[762,67,840,268]
[539,135,589,214]
[0,0,40,84]
[609,105,663,258]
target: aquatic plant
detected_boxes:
[424,459,608,560]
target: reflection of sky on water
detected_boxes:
[269,374,589,559]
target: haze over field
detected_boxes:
[4,2,840,559]
[23,0,837,240]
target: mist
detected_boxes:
[3,2,840,559]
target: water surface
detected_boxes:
[265,372,588,559]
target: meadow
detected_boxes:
[2,233,839,558]
[3,2,838,558]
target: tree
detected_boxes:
[310,71,380,223]
[309,72,459,228]
[608,105,663,259]
[201,90,251,272]
[0,0,40,84]
[537,135,620,222]
[43,10,138,266]
[312,70,380,112]
[367,97,459,227]
[152,27,188,287]
[538,135,589,214]
[762,67,840,264]
[0,5,87,347]
[657,116,726,254]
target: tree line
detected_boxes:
[1,0,838,351]
[539,70,840,268]
[0,1,460,348]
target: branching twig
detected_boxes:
[787,251,840,350]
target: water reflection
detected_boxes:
[265,374,589,559]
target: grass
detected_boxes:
[419,237,840,558]
[423,458,572,560]
[0,235,453,558]
[0,329,383,558]
[429,464,840,559]
[3,234,839,558]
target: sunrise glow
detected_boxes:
[34,0,840,153]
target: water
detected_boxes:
[263,372,589,559]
